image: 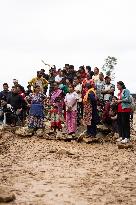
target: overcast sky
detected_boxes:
[0,0,136,92]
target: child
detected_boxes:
[50,105,62,132]
[109,96,118,136]
[0,96,14,125]
[64,84,78,137]
[74,76,83,126]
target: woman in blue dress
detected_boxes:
[26,85,46,131]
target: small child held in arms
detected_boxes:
[109,96,118,136]
[64,84,78,137]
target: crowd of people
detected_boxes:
[0,64,135,144]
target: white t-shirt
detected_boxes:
[103,83,115,101]
[55,75,63,83]
[64,92,78,111]
[74,83,82,102]
[92,74,99,84]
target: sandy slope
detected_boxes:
[0,129,136,205]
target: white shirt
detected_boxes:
[64,92,78,111]
[92,74,99,84]
[103,83,115,101]
[55,75,63,83]
[74,83,82,102]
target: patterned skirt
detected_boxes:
[83,102,92,126]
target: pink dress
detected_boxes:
[64,92,78,134]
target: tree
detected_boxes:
[102,56,117,80]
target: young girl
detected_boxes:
[109,96,118,136]
[50,105,62,132]
[64,84,78,137]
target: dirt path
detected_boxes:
[0,133,136,205]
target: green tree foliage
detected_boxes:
[102,56,117,80]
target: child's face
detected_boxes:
[69,85,74,92]
[112,97,116,103]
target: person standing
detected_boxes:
[0,83,11,101]
[116,81,131,143]
[41,69,49,95]
[101,76,115,125]
[92,67,99,84]
[28,71,48,93]
[65,84,78,137]
[7,86,24,126]
[55,69,63,83]
[26,85,46,132]
[82,73,95,98]
[83,84,99,140]
[95,72,105,101]
[50,82,64,117]
[74,76,83,126]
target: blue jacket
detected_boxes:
[121,89,131,109]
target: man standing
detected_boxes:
[96,72,105,100]
[101,76,115,125]
[0,83,11,101]
[92,67,100,84]
[101,76,115,101]
[7,86,24,126]
[28,71,48,93]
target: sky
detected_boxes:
[0,0,136,92]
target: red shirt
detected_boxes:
[118,91,131,112]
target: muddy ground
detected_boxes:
[0,126,136,205]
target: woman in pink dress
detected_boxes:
[64,84,78,136]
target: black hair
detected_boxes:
[3,83,8,86]
[90,71,94,78]
[17,84,25,93]
[69,65,74,69]
[117,81,126,89]
[27,84,31,89]
[68,83,74,89]
[112,96,118,100]
[74,75,80,81]
[94,67,99,71]
[62,69,67,75]
[86,66,91,71]
[79,66,85,71]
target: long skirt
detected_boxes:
[28,116,44,129]
[66,111,77,134]
[28,104,44,129]
[83,102,92,126]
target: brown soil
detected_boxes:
[0,130,136,205]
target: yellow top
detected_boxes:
[83,88,96,103]
[28,77,48,91]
